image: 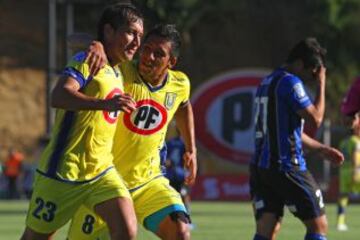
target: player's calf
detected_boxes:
[157,212,190,240]
[20,227,54,240]
[303,215,328,235]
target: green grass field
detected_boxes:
[1,200,360,240]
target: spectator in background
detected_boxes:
[21,163,35,199]
[4,148,24,199]
[337,113,360,231]
[165,130,192,213]
[21,137,50,199]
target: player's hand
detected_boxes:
[313,65,326,86]
[103,94,136,113]
[183,151,197,186]
[86,41,107,76]
[322,146,344,166]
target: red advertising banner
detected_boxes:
[190,175,340,201]
[191,175,250,201]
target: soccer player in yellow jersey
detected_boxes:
[21,4,143,240]
[67,24,197,240]
[337,113,360,231]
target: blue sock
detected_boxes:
[253,234,269,240]
[304,233,327,240]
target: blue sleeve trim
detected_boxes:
[46,111,75,177]
[62,67,87,88]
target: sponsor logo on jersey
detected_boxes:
[164,92,177,110]
[103,88,123,124]
[123,99,168,135]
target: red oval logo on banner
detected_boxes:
[123,99,168,135]
[192,69,268,165]
[103,88,123,124]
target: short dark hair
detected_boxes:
[286,38,327,69]
[144,24,182,57]
[97,3,143,42]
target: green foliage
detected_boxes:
[133,0,360,121]
[135,0,215,44]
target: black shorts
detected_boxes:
[249,165,325,221]
[170,180,184,193]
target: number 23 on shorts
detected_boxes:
[32,197,57,222]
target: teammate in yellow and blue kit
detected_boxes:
[67,24,197,240]
[21,4,143,240]
[337,113,360,231]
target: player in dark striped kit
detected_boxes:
[250,38,344,240]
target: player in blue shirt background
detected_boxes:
[164,129,191,213]
[250,38,344,240]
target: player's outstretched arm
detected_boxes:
[302,132,344,166]
[68,33,107,76]
[51,76,136,112]
[175,102,197,186]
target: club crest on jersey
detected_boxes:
[103,88,123,124]
[123,99,168,135]
[293,83,306,100]
[164,92,177,110]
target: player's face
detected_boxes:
[299,65,319,85]
[107,19,143,63]
[138,36,176,82]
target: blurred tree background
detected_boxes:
[1,0,360,155]
[74,0,360,121]
[145,0,360,122]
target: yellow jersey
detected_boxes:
[113,61,190,189]
[37,52,124,182]
[339,135,360,182]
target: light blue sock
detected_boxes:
[304,233,327,240]
[253,234,269,240]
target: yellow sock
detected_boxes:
[337,196,349,225]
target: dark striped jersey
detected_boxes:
[251,68,312,171]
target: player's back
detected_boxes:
[37,52,124,182]
[113,61,190,189]
[252,68,312,172]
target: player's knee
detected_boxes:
[305,215,328,235]
[316,217,328,233]
[110,223,137,240]
[170,211,191,240]
[272,222,281,237]
[125,223,138,240]
[170,211,190,225]
[174,223,190,240]
[20,228,52,240]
